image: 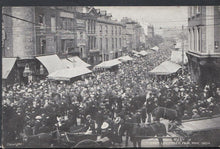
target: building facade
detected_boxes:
[147,25,154,38]
[186,6,220,87]
[2,6,146,84]
[96,10,123,61]
[121,17,145,51]
[2,6,79,83]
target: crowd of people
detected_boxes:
[2,41,220,146]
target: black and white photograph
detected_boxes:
[2,5,220,148]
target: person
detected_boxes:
[84,115,96,134]
[191,109,200,119]
[95,110,104,135]
[182,111,191,120]
[140,106,147,124]
[146,100,155,123]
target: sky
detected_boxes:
[95,6,188,35]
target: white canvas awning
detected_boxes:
[138,50,149,56]
[48,67,92,81]
[36,55,66,74]
[171,51,188,64]
[132,50,139,54]
[150,46,159,51]
[94,59,122,69]
[67,56,91,68]
[117,55,133,62]
[180,115,220,133]
[2,58,17,79]
[61,59,74,69]
[149,61,181,75]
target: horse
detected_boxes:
[120,114,141,147]
[121,118,167,147]
[152,106,181,122]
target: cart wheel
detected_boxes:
[73,139,101,148]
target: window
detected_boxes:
[67,19,72,31]
[100,25,102,34]
[193,6,196,16]
[112,26,114,35]
[94,37,96,48]
[215,41,219,49]
[100,38,102,50]
[191,29,194,51]
[91,37,93,49]
[188,7,192,18]
[80,32,83,39]
[106,38,108,50]
[198,27,201,52]
[88,37,91,49]
[40,39,46,54]
[51,17,56,32]
[119,38,121,48]
[188,29,191,50]
[88,20,90,33]
[115,38,117,48]
[112,38,114,48]
[115,26,117,35]
[106,25,108,34]
[197,6,201,14]
[39,14,45,25]
[61,18,67,30]
[119,27,121,35]
[193,28,196,51]
[93,21,96,34]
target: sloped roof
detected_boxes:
[2,58,17,79]
[149,61,181,75]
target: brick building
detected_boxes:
[186,6,220,87]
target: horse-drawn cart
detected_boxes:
[20,125,109,148]
[169,114,220,146]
